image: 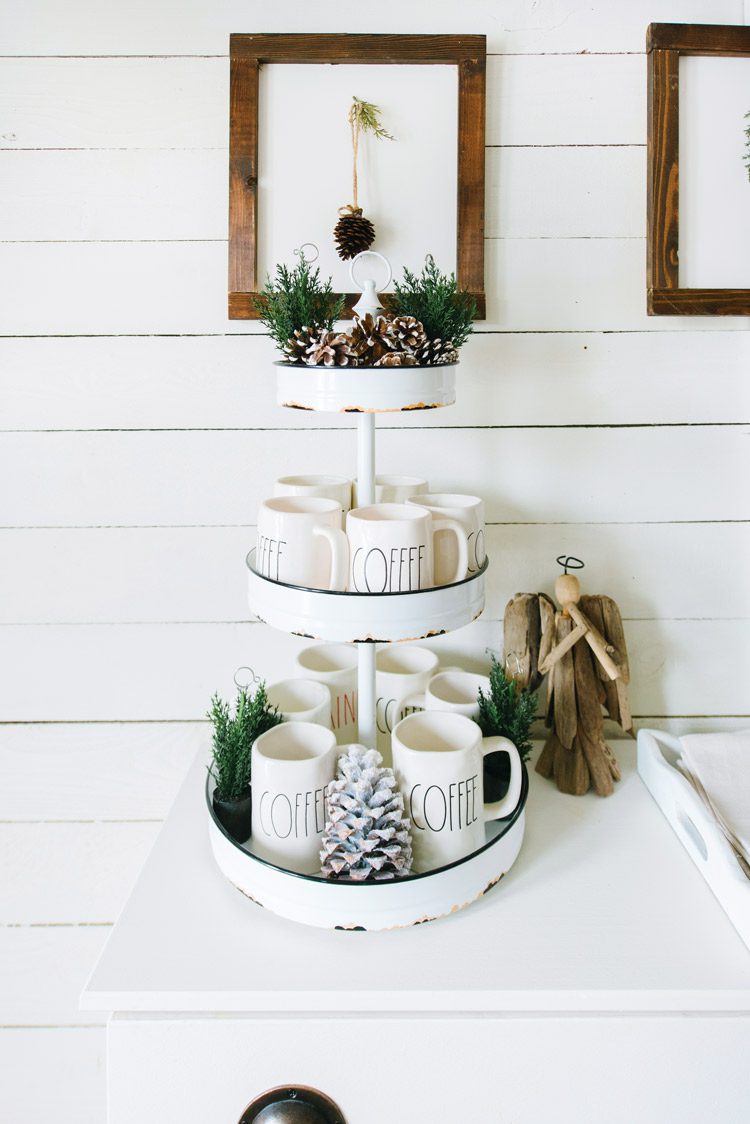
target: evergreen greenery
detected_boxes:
[477,657,537,763]
[254,259,344,353]
[207,683,282,801]
[386,255,476,349]
[349,96,394,141]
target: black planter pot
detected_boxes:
[212,788,253,843]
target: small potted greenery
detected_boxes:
[207,682,282,843]
[477,656,537,803]
[256,253,475,370]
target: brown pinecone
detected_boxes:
[386,315,427,355]
[374,351,417,368]
[346,313,394,366]
[415,337,460,366]
[307,330,357,368]
[283,326,321,364]
[334,208,376,261]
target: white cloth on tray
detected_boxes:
[680,731,750,879]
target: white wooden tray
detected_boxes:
[206,766,527,931]
[275,361,456,413]
[246,549,487,643]
[637,728,750,951]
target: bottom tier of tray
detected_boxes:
[206,765,528,931]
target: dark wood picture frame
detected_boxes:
[229,33,487,320]
[647,22,750,315]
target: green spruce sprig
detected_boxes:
[349,96,394,141]
[207,683,282,801]
[477,656,537,763]
[386,255,476,350]
[254,259,344,354]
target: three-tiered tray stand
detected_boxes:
[207,363,528,929]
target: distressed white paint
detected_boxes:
[2,0,748,1116]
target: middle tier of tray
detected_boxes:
[246,549,488,643]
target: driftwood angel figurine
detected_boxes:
[503,557,633,797]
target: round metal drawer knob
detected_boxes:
[238,1086,346,1124]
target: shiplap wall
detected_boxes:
[1,2,749,1120]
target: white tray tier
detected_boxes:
[246,549,487,643]
[207,770,527,931]
[275,362,456,413]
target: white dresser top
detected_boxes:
[81,743,750,1015]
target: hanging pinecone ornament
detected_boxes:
[334,206,375,262]
[320,745,413,881]
[334,97,393,261]
[306,329,358,368]
[347,312,395,365]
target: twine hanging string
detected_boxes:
[349,100,360,210]
[341,96,394,216]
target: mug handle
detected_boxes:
[431,518,469,584]
[480,737,523,821]
[312,526,349,591]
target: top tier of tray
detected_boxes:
[275,361,456,414]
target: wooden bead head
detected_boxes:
[555,572,581,607]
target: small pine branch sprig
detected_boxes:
[254,259,344,355]
[745,112,750,182]
[208,683,282,801]
[349,96,394,141]
[385,254,476,351]
[477,657,537,763]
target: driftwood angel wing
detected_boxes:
[579,594,633,735]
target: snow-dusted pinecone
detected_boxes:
[307,330,358,368]
[320,745,413,881]
[346,313,395,366]
[415,337,460,366]
[283,326,321,364]
[334,207,376,261]
[374,351,417,368]
[386,315,428,355]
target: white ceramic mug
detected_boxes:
[374,646,441,764]
[346,503,468,593]
[250,722,338,874]
[392,711,522,873]
[407,493,486,584]
[352,474,428,507]
[256,496,348,590]
[404,670,491,721]
[266,679,332,728]
[295,643,358,745]
[274,474,352,514]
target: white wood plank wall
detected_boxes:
[1,2,748,1119]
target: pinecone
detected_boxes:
[283,326,321,364]
[307,330,357,368]
[334,207,376,261]
[346,313,395,366]
[415,338,460,366]
[374,351,417,368]
[386,315,428,355]
[320,745,413,881]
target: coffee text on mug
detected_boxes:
[467,529,486,574]
[376,696,423,735]
[351,545,426,593]
[409,774,479,833]
[258,787,327,840]
[257,535,287,581]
